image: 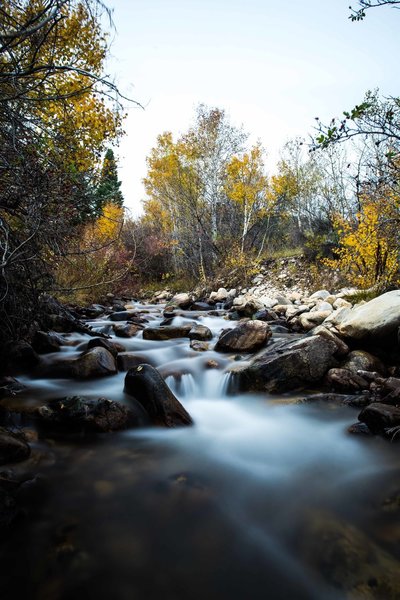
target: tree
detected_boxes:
[349,0,400,21]
[0,1,134,350]
[96,149,124,212]
[224,143,271,254]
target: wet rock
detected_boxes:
[348,422,373,436]
[87,337,124,359]
[35,396,140,433]
[6,341,40,371]
[190,340,209,352]
[142,325,192,341]
[300,512,400,598]
[73,347,117,378]
[0,376,26,398]
[124,364,193,427]
[325,368,370,393]
[335,290,400,345]
[215,320,271,353]
[117,353,155,371]
[341,350,386,376]
[0,428,30,465]
[108,310,136,321]
[190,302,212,311]
[359,403,400,434]
[113,323,141,338]
[32,330,66,353]
[236,335,337,393]
[296,392,369,407]
[188,324,213,341]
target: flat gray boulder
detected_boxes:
[335,290,400,343]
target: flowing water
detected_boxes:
[2,303,400,600]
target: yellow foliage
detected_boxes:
[87,202,124,243]
[324,192,399,288]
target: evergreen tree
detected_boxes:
[96,149,124,212]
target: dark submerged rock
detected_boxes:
[124,364,193,427]
[32,330,65,354]
[325,368,370,393]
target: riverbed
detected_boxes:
[2,303,400,599]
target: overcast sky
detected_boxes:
[106,0,400,215]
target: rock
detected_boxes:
[6,341,40,371]
[142,325,192,341]
[214,288,228,302]
[310,301,333,313]
[336,290,400,344]
[215,320,271,353]
[85,303,106,318]
[253,308,279,321]
[296,392,369,407]
[299,310,333,331]
[73,347,117,379]
[87,337,124,359]
[232,295,264,317]
[108,310,136,321]
[113,323,141,338]
[0,428,30,465]
[300,513,400,597]
[190,302,212,311]
[359,403,400,434]
[32,330,65,353]
[188,325,213,341]
[333,298,352,310]
[117,353,155,371]
[190,340,209,352]
[311,326,349,357]
[236,335,337,393]
[124,365,193,427]
[341,350,386,376]
[35,396,141,433]
[165,293,192,311]
[0,376,26,398]
[348,422,373,436]
[257,295,278,309]
[325,368,370,393]
[309,289,331,300]
[285,305,310,319]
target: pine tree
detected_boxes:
[96,149,124,212]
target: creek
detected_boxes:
[2,302,400,600]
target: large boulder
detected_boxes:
[124,364,193,427]
[236,335,337,393]
[341,350,385,376]
[142,325,192,341]
[32,331,65,354]
[87,337,124,358]
[335,290,400,344]
[35,396,141,433]
[215,320,271,353]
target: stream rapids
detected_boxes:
[2,302,400,600]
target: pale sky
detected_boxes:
[106,0,400,215]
